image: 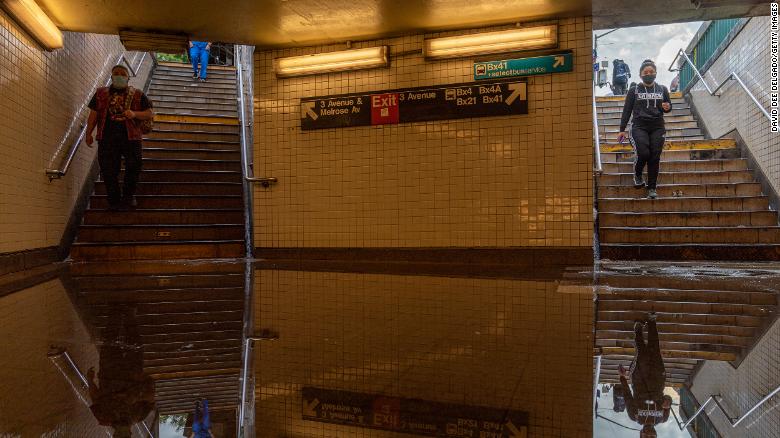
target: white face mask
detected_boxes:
[112,75,129,88]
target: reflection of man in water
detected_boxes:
[87,306,155,436]
[618,314,672,437]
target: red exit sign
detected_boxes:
[370,93,399,125]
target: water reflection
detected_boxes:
[0,259,777,437]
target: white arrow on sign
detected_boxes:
[303,398,320,417]
[505,83,527,106]
[301,101,318,120]
[553,55,565,68]
[505,420,527,438]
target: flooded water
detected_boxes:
[0,259,777,437]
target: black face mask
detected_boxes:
[641,74,656,84]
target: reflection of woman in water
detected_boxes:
[87,305,155,437]
[618,313,672,438]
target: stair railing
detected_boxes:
[592,91,603,175]
[235,45,277,188]
[672,384,780,432]
[669,49,772,123]
[45,52,147,181]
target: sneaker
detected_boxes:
[199,78,206,83]
[192,71,198,78]
[634,321,644,332]
[647,312,657,322]
[647,188,657,199]
[122,196,138,210]
[633,174,645,188]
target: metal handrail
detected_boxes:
[593,354,602,418]
[45,52,147,181]
[670,48,772,122]
[235,45,277,188]
[592,92,602,174]
[674,384,780,431]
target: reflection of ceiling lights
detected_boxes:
[1,0,63,50]
[274,47,388,77]
[423,25,557,59]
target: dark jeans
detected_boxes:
[632,320,666,399]
[613,79,627,95]
[631,125,665,189]
[98,140,142,206]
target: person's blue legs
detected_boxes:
[198,47,209,79]
[189,47,201,77]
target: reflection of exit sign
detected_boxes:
[474,51,573,80]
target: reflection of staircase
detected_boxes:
[596,93,780,260]
[596,267,778,386]
[65,261,245,426]
[71,62,244,261]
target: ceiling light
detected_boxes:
[274,46,388,77]
[424,25,557,59]
[1,0,63,50]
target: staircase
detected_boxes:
[70,62,245,261]
[65,261,245,421]
[596,265,778,386]
[596,93,780,260]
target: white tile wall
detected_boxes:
[252,18,593,249]
[0,279,103,436]
[688,17,780,195]
[690,316,780,438]
[0,9,139,254]
[253,269,594,437]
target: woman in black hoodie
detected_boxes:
[617,59,673,199]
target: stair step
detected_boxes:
[89,299,244,314]
[148,86,237,99]
[154,101,238,113]
[155,110,238,119]
[599,120,700,130]
[151,120,240,134]
[601,134,706,142]
[70,273,244,290]
[599,196,768,212]
[89,195,244,210]
[598,310,764,327]
[156,63,235,73]
[597,330,753,347]
[600,148,740,163]
[597,287,777,305]
[143,148,241,161]
[598,182,762,198]
[141,158,241,172]
[148,94,238,105]
[597,339,742,355]
[69,241,245,260]
[602,159,748,173]
[115,169,241,182]
[78,287,244,304]
[600,243,780,261]
[595,97,688,106]
[597,107,692,117]
[83,209,244,225]
[77,224,244,242]
[597,321,757,337]
[599,170,756,185]
[598,113,696,124]
[598,299,772,317]
[152,73,235,85]
[598,210,777,227]
[600,226,780,244]
[94,182,242,196]
[145,130,239,142]
[150,78,236,89]
[142,139,240,151]
[600,139,737,152]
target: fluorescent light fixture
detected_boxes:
[424,25,557,59]
[1,0,63,50]
[274,46,388,77]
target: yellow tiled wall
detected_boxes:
[253,269,594,437]
[253,18,593,248]
[0,10,145,254]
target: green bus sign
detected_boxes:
[474,51,573,80]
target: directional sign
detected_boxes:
[300,80,527,130]
[474,51,574,80]
[301,387,528,437]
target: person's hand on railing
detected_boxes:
[85,133,95,148]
